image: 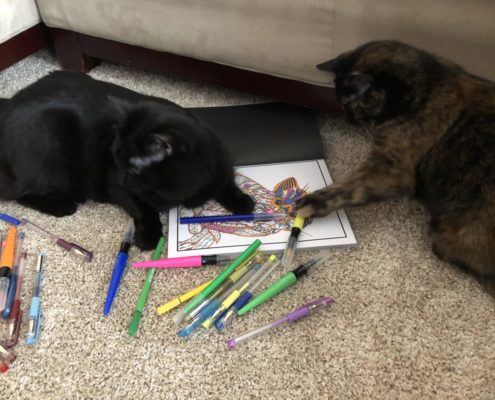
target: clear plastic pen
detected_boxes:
[178,260,265,338]
[184,252,265,322]
[281,215,305,268]
[21,219,93,262]
[226,296,334,349]
[203,255,280,329]
[214,255,281,331]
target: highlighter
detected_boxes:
[237,254,329,316]
[281,215,305,268]
[128,236,166,336]
[173,239,261,325]
[156,279,214,315]
[0,226,16,313]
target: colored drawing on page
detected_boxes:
[178,174,308,250]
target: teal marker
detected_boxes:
[128,236,166,336]
[174,239,261,324]
[237,254,328,316]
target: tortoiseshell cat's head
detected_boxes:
[318,41,455,126]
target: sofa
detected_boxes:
[4,1,495,111]
[0,0,48,71]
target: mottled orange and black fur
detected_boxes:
[296,41,495,291]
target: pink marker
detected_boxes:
[132,254,237,269]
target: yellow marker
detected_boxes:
[156,279,213,315]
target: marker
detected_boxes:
[214,255,281,331]
[26,252,44,346]
[156,279,214,315]
[3,232,25,319]
[237,254,329,316]
[179,213,287,224]
[280,214,305,268]
[185,252,264,321]
[103,220,135,316]
[226,296,334,349]
[0,212,21,225]
[6,252,26,348]
[201,255,272,329]
[132,254,238,269]
[128,237,166,336]
[178,261,263,338]
[0,226,16,313]
[173,239,261,325]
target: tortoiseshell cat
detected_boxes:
[296,41,495,291]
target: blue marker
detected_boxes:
[179,213,286,224]
[26,252,44,346]
[103,221,135,316]
[0,212,21,226]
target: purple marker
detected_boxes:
[132,254,238,269]
[226,296,334,349]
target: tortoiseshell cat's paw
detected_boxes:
[296,188,343,218]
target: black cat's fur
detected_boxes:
[0,71,254,249]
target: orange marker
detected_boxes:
[0,226,16,312]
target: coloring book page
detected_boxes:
[167,160,356,257]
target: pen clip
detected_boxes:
[26,298,42,346]
[5,309,22,349]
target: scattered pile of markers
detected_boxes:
[0,212,93,372]
[0,209,336,373]
[118,213,335,348]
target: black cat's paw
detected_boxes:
[134,225,163,250]
[50,202,78,217]
[215,183,255,215]
[18,194,78,217]
[230,192,255,215]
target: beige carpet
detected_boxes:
[1,51,494,400]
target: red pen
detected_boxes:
[6,251,27,348]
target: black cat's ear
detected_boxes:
[316,51,350,73]
[128,134,173,172]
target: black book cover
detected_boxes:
[189,102,323,166]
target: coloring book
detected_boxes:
[167,160,356,257]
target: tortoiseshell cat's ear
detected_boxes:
[316,51,351,73]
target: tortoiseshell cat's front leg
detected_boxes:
[296,151,416,218]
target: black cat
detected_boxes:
[0,71,254,249]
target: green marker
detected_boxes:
[128,236,166,336]
[174,239,262,324]
[237,253,329,316]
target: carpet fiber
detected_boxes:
[1,51,494,400]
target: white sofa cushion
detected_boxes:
[36,0,335,86]
[0,0,40,43]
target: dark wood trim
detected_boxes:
[0,23,50,72]
[49,28,100,72]
[48,28,339,112]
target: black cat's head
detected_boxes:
[317,41,445,125]
[110,98,221,209]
